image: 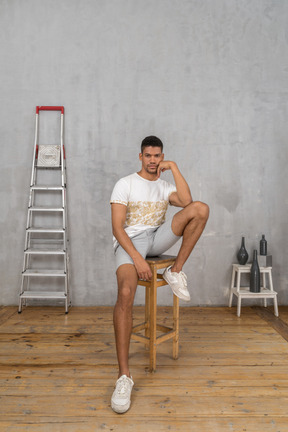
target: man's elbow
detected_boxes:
[112,224,124,238]
[182,196,193,207]
[112,226,120,237]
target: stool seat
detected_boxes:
[131,254,179,372]
[228,263,279,317]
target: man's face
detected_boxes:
[139,146,164,174]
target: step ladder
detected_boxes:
[19,106,70,313]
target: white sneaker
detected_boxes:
[111,375,134,414]
[163,266,190,301]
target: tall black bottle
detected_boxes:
[250,250,260,293]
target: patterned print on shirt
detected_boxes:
[126,201,168,227]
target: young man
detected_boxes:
[110,136,209,413]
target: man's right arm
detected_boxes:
[111,203,152,280]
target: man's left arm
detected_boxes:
[158,161,193,208]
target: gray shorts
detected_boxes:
[115,219,181,271]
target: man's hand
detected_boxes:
[156,161,193,207]
[133,255,152,281]
[157,160,176,178]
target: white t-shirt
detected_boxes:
[110,172,176,249]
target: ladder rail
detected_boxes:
[60,113,65,188]
[30,112,39,187]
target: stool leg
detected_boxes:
[268,270,278,317]
[228,266,236,307]
[268,270,274,291]
[274,296,279,317]
[173,294,179,360]
[236,270,241,317]
[263,272,267,307]
[237,296,241,317]
[145,285,150,341]
[149,265,157,372]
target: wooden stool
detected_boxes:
[228,263,279,317]
[131,255,179,372]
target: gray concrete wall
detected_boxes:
[0,0,287,307]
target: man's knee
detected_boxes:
[192,201,209,221]
[116,280,137,310]
[172,201,209,236]
[184,201,209,223]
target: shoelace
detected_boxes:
[172,270,187,287]
[116,377,131,395]
[179,271,187,283]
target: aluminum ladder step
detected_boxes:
[20,291,67,299]
[36,165,62,170]
[28,206,64,212]
[24,248,65,255]
[31,185,64,191]
[26,227,65,233]
[22,269,66,277]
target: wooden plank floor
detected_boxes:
[1,305,288,431]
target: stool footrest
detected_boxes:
[132,322,173,334]
[131,333,149,345]
[138,277,167,288]
[132,322,148,332]
[131,328,176,346]
[156,330,176,345]
[132,323,175,343]
[156,324,173,333]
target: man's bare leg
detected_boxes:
[171,201,209,272]
[113,263,138,378]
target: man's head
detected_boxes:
[139,136,164,177]
[141,136,163,153]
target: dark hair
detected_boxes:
[141,136,163,153]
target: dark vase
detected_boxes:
[260,234,267,256]
[250,250,260,293]
[237,237,249,265]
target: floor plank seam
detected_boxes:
[252,306,288,343]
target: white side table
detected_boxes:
[228,264,279,317]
